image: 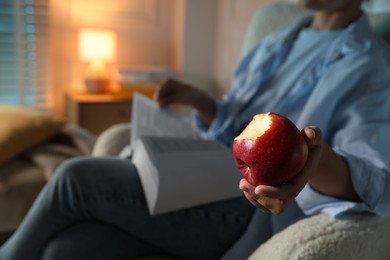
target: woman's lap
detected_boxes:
[0,156,256,260]
[41,220,164,260]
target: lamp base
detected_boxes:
[84,77,110,93]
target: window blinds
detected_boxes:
[0,0,51,109]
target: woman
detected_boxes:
[1,0,389,259]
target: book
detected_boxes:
[130,94,243,215]
[130,93,201,149]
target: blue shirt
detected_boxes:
[193,14,390,218]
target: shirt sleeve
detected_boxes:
[296,77,390,218]
[192,99,236,145]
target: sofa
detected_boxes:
[93,2,390,260]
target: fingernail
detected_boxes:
[255,187,268,196]
[309,127,316,138]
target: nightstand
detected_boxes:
[65,84,158,134]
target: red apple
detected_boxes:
[232,112,308,186]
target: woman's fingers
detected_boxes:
[240,179,291,214]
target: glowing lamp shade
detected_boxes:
[78,29,117,93]
[79,29,116,62]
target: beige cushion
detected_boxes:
[0,106,65,165]
[92,123,131,156]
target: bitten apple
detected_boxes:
[232,112,308,186]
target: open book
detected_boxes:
[130,93,200,147]
[131,94,243,215]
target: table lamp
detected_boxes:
[78,28,117,93]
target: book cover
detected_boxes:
[132,136,243,215]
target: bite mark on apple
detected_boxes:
[234,113,272,141]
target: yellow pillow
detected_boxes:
[0,106,66,165]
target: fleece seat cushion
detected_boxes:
[0,106,65,165]
[249,213,390,260]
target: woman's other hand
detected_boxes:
[155,78,198,108]
[154,78,217,125]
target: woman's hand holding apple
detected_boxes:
[238,126,323,214]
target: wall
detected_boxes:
[178,0,218,93]
[50,0,295,115]
[50,0,218,114]
[50,0,179,115]
[53,0,176,88]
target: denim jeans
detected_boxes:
[0,156,306,260]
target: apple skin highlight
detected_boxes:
[232,112,308,186]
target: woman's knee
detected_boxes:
[50,156,94,183]
[49,156,143,196]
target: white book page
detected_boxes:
[131,140,159,213]
[131,93,201,148]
